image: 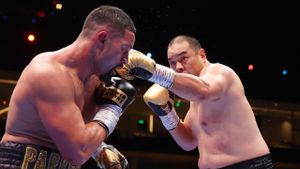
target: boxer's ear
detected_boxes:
[97,31,108,44]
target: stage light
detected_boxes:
[137,119,147,131]
[149,114,154,133]
[248,64,254,71]
[27,34,36,42]
[282,69,287,76]
[37,11,45,18]
[146,52,152,58]
[137,119,145,125]
[56,3,63,10]
[175,100,182,108]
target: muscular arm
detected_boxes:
[168,65,233,150]
[169,109,198,151]
[117,50,231,102]
[30,64,105,165]
[170,64,232,102]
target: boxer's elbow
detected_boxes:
[179,142,197,151]
[175,136,198,151]
[181,137,198,151]
[61,146,91,166]
[64,154,89,166]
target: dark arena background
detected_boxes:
[0,0,299,169]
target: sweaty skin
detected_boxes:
[1,28,135,165]
[167,38,270,169]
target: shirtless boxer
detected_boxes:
[117,35,274,169]
[0,5,136,169]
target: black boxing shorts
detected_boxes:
[0,141,80,169]
[220,154,274,169]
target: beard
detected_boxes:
[99,69,115,86]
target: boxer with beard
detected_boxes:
[0,5,136,169]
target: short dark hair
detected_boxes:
[168,35,202,52]
[81,5,136,37]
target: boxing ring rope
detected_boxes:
[0,107,9,118]
[0,79,17,84]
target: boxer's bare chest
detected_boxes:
[70,74,85,111]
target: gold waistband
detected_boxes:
[22,146,80,169]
